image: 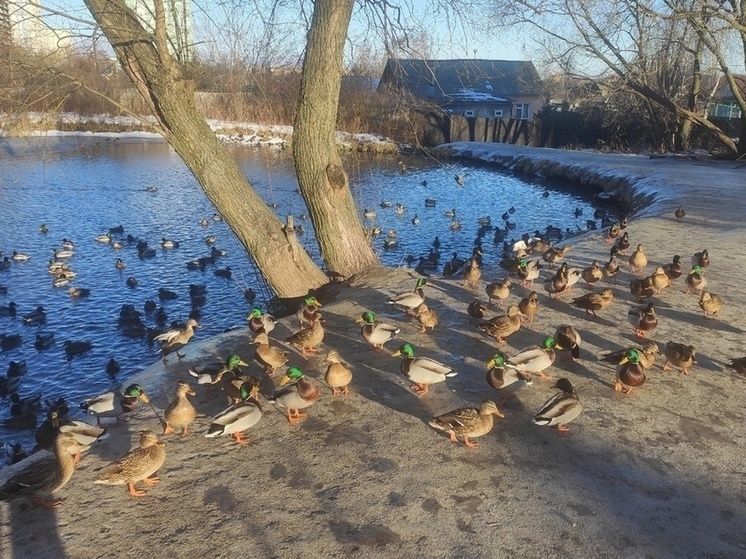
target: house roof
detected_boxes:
[378,58,544,106]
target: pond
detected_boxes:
[0,136,601,456]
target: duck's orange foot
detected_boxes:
[142,475,160,486]
[556,425,571,432]
[463,437,479,448]
[128,483,147,497]
[231,432,251,445]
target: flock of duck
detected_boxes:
[2,202,746,510]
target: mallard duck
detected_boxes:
[387,278,426,314]
[505,336,561,380]
[415,303,438,333]
[629,244,648,273]
[160,238,179,249]
[356,311,400,351]
[429,400,504,447]
[53,248,74,259]
[189,354,247,384]
[604,247,620,283]
[544,263,569,299]
[94,430,166,497]
[726,357,746,376]
[570,288,613,317]
[514,292,539,324]
[485,278,511,306]
[614,231,630,254]
[39,224,49,234]
[323,350,353,395]
[4,442,27,465]
[68,286,91,298]
[0,301,18,317]
[486,351,532,393]
[663,341,696,375]
[0,433,84,508]
[477,305,522,344]
[467,300,488,322]
[581,261,603,288]
[80,384,149,426]
[675,207,686,219]
[153,318,200,363]
[554,325,582,360]
[444,208,456,218]
[23,306,46,325]
[391,343,457,395]
[629,302,657,338]
[269,366,319,423]
[606,222,620,243]
[463,258,481,287]
[516,258,541,286]
[699,291,723,318]
[614,349,646,395]
[296,296,322,328]
[12,251,31,262]
[0,333,22,351]
[684,265,707,295]
[692,249,710,268]
[163,381,197,436]
[663,255,683,281]
[9,392,41,415]
[35,407,108,461]
[650,266,671,293]
[395,203,406,215]
[247,307,277,335]
[533,378,583,432]
[442,252,465,276]
[95,232,112,243]
[542,245,572,268]
[115,257,126,270]
[205,381,262,444]
[252,332,288,376]
[286,311,324,356]
[601,341,659,370]
[629,276,656,302]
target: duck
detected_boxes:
[614,231,630,254]
[629,276,655,302]
[543,263,569,299]
[39,224,49,234]
[554,325,582,360]
[0,373,22,396]
[485,278,511,306]
[606,222,620,242]
[363,209,377,219]
[53,248,74,259]
[391,343,456,396]
[387,278,426,314]
[380,201,393,208]
[443,208,456,218]
[106,357,120,376]
[486,351,532,394]
[698,291,723,318]
[692,249,710,269]
[94,430,166,497]
[11,251,31,262]
[663,255,683,281]
[153,318,200,363]
[34,331,55,350]
[205,235,217,245]
[429,400,504,448]
[160,238,179,249]
[604,247,620,282]
[613,348,646,395]
[189,353,248,385]
[115,258,126,270]
[0,257,11,270]
[477,305,522,344]
[449,219,463,230]
[411,214,420,225]
[443,253,465,276]
[542,245,572,268]
[63,339,92,359]
[9,392,42,415]
[601,341,659,370]
[424,198,437,207]
[68,286,91,298]
[467,300,488,322]
[0,301,18,317]
[674,207,686,219]
[463,258,481,288]
[163,381,197,436]
[213,213,222,221]
[532,378,583,432]
[650,266,671,293]
[581,261,603,288]
[630,302,657,338]
[570,288,614,317]
[269,366,319,424]
[415,303,438,333]
[4,442,27,466]
[628,244,648,273]
[505,336,561,380]
[323,349,353,395]
[285,311,324,356]
[726,357,746,376]
[296,295,322,328]
[685,265,707,295]
[0,333,23,351]
[23,306,47,325]
[205,380,262,444]
[663,342,696,375]
[395,203,406,215]
[252,332,288,377]
[0,433,85,508]
[455,173,466,186]
[95,232,112,243]
[35,408,109,460]
[383,239,399,249]
[214,266,232,279]
[247,308,276,335]
[518,291,539,323]
[80,384,149,426]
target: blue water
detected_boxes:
[0,136,598,455]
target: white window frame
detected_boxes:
[494,109,504,118]
[515,103,530,120]
[464,109,475,117]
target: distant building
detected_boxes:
[708,74,745,120]
[1,0,72,52]
[125,0,193,62]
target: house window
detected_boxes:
[464,110,475,117]
[494,110,504,118]
[515,103,530,120]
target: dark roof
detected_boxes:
[713,74,746,102]
[378,58,543,104]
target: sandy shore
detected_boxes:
[1,144,745,559]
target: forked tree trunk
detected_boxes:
[84,0,327,297]
[293,0,381,278]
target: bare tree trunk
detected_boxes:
[293,0,380,278]
[84,0,327,297]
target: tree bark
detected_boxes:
[293,0,381,278]
[84,0,327,297]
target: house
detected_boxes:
[708,74,745,120]
[378,58,545,145]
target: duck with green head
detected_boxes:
[296,296,322,328]
[269,366,319,424]
[205,380,262,444]
[248,307,276,335]
[685,265,707,295]
[356,311,400,351]
[486,351,532,396]
[387,278,427,315]
[505,336,562,381]
[80,384,149,427]
[391,343,457,396]
[189,353,248,385]
[615,348,645,395]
